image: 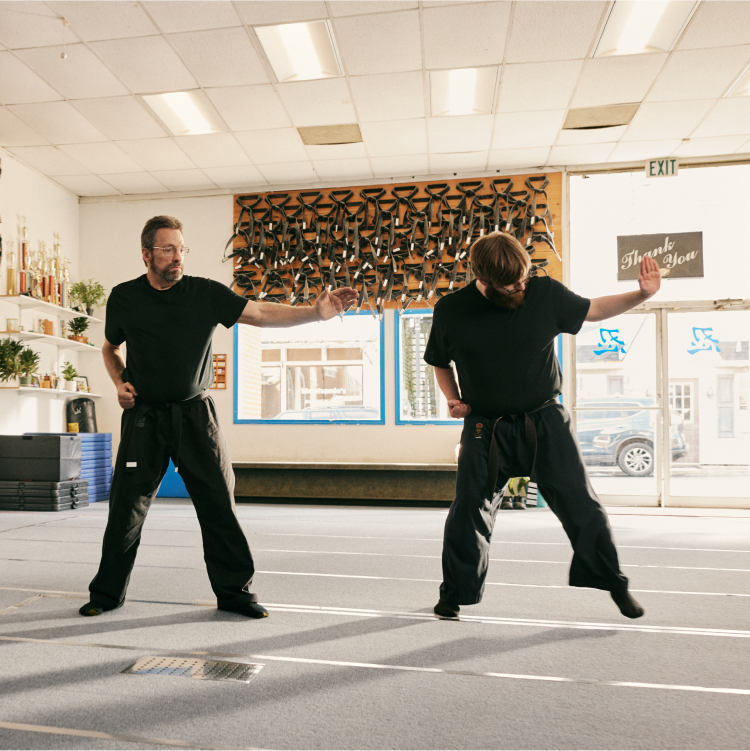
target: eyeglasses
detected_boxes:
[496,275,531,295]
[152,246,190,256]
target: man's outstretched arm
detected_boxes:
[586,256,661,322]
[434,366,471,419]
[237,287,358,327]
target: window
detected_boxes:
[669,381,693,424]
[717,375,734,438]
[234,312,384,423]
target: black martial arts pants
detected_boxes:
[440,403,628,605]
[88,393,256,610]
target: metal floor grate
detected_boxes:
[122,657,264,683]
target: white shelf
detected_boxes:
[0,330,101,352]
[0,295,102,323]
[0,387,102,399]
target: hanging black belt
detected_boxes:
[485,398,558,497]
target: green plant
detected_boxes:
[62,362,78,381]
[67,317,90,337]
[0,338,25,382]
[19,347,40,377]
[70,279,107,310]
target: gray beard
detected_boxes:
[149,259,183,283]
[485,286,525,309]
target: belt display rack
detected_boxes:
[226,173,562,315]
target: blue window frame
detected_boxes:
[233,311,385,425]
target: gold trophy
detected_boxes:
[7,242,17,296]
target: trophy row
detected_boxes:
[6,218,72,309]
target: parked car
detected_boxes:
[577,397,688,477]
[272,406,380,421]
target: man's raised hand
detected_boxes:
[315,287,358,320]
[448,399,471,419]
[638,256,661,299]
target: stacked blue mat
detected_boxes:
[24,433,113,503]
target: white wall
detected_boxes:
[78,194,461,464]
[0,154,81,435]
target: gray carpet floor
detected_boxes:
[1,500,749,750]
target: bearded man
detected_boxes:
[424,231,661,620]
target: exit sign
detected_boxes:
[646,158,679,177]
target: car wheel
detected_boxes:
[617,442,654,477]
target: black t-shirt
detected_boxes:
[105,275,247,403]
[424,278,590,417]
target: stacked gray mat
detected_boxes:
[0,479,89,510]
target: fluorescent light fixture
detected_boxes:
[141,90,224,136]
[430,67,498,117]
[728,63,750,97]
[595,0,698,57]
[255,20,341,82]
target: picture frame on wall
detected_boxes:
[72,375,89,393]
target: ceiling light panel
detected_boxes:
[430,67,498,117]
[141,90,224,137]
[142,1,243,34]
[206,85,291,132]
[255,20,341,83]
[595,1,698,57]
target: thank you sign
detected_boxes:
[617,232,704,280]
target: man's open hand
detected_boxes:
[638,256,661,299]
[315,287,358,320]
[448,399,471,419]
[117,382,138,410]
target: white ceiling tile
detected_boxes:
[305,143,367,160]
[0,107,48,147]
[257,161,318,184]
[71,96,167,140]
[738,137,750,154]
[333,11,422,76]
[102,172,170,194]
[572,54,668,109]
[201,165,267,188]
[674,135,749,158]
[167,28,269,88]
[692,98,750,138]
[51,174,120,197]
[48,1,159,41]
[493,110,565,149]
[487,147,551,170]
[8,145,90,175]
[59,142,144,173]
[149,169,217,191]
[498,61,583,113]
[428,115,493,153]
[360,119,427,156]
[90,36,198,94]
[622,100,715,141]
[143,1,243,33]
[276,78,356,126]
[678,1,750,50]
[206,85,291,131]
[349,72,425,122]
[234,128,308,164]
[330,2,418,16]
[370,154,429,178]
[174,133,253,168]
[0,51,63,105]
[312,158,373,181]
[236,1,328,25]
[548,143,615,165]
[15,44,129,100]
[429,151,488,174]
[0,3,70,49]
[556,125,627,145]
[506,1,607,63]
[646,46,750,102]
[423,2,511,68]
[9,101,108,144]
[607,140,682,163]
[117,138,197,170]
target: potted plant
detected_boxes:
[18,346,40,386]
[67,317,90,343]
[62,362,78,391]
[0,338,25,387]
[70,279,107,316]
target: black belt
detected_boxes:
[486,398,558,497]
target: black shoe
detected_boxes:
[610,589,645,619]
[79,600,121,617]
[434,599,460,618]
[512,498,526,510]
[218,600,269,619]
[500,498,513,509]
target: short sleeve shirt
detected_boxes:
[423,277,590,417]
[105,275,247,403]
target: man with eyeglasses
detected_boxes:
[425,232,661,621]
[80,215,356,620]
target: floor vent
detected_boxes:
[122,657,264,683]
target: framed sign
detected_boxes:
[617,232,703,280]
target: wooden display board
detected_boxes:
[228,173,562,312]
